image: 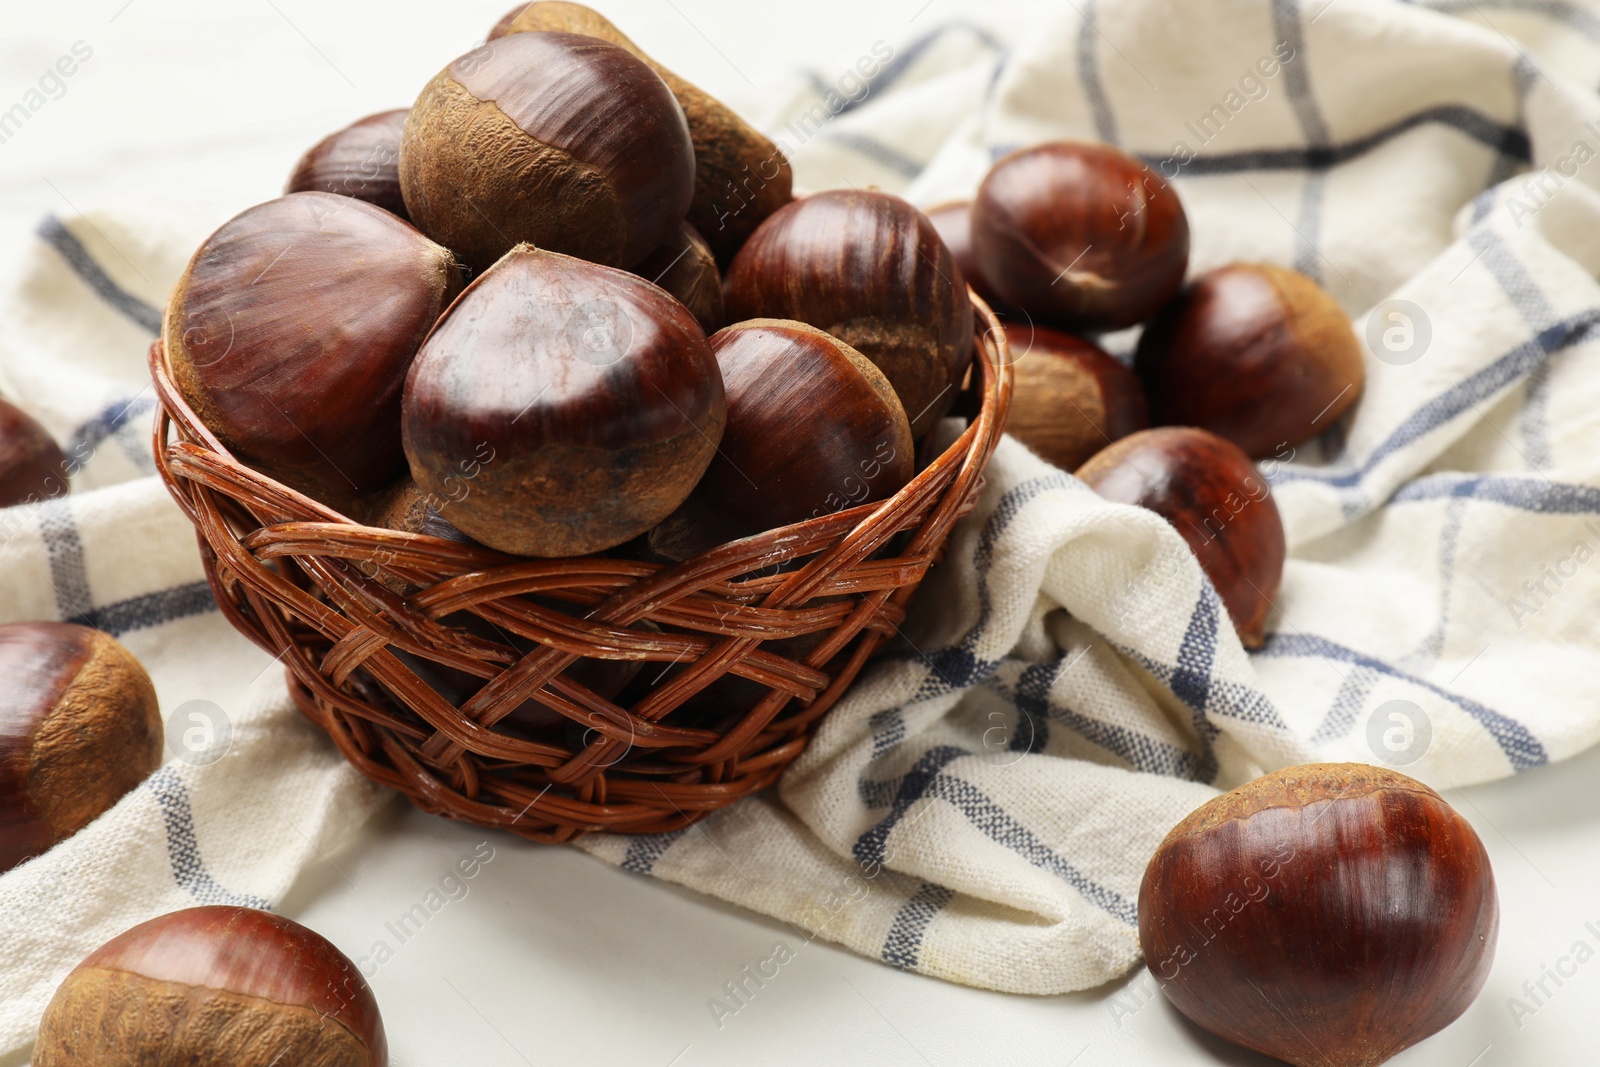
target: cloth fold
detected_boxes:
[4,3,1600,1058]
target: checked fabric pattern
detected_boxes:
[4,4,1600,1049]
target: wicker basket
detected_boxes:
[150,298,1012,842]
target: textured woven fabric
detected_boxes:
[3,3,1600,1055]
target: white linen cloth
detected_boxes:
[4,2,1600,1057]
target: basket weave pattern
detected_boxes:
[150,299,1012,842]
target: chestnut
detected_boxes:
[1139,763,1497,1067]
[633,221,725,335]
[490,2,794,265]
[924,199,1006,312]
[400,30,694,272]
[972,141,1189,331]
[35,905,387,1066]
[163,192,460,509]
[1005,325,1148,471]
[286,108,409,220]
[650,319,914,561]
[0,395,68,507]
[723,189,974,438]
[1135,262,1365,458]
[1075,427,1283,648]
[0,622,161,873]
[403,244,724,558]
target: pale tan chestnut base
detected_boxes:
[30,631,162,841]
[35,968,375,1067]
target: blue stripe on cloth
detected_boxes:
[881,882,956,969]
[1405,0,1600,42]
[869,708,907,759]
[1272,1,1332,145]
[145,766,272,908]
[1133,104,1528,174]
[831,20,1004,118]
[65,393,159,475]
[908,472,1080,701]
[70,581,219,636]
[811,130,925,178]
[1391,472,1600,512]
[1256,633,1548,771]
[1077,0,1119,144]
[620,827,690,875]
[1310,664,1381,744]
[36,498,94,620]
[1271,0,1333,283]
[36,215,162,335]
[1003,661,1203,779]
[852,745,1139,926]
[1272,309,1600,488]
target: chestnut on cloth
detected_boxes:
[3,1,1600,1053]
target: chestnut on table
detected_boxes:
[0,396,68,509]
[35,905,388,1067]
[1076,427,1285,649]
[1136,262,1365,458]
[1139,764,1498,1067]
[1002,325,1148,472]
[0,621,162,874]
[972,141,1190,332]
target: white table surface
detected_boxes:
[5,3,1599,1064]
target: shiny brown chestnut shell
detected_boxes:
[163,192,460,510]
[0,622,161,873]
[286,109,410,220]
[35,905,387,1066]
[649,319,913,561]
[1139,763,1498,1067]
[0,396,68,508]
[1136,262,1365,459]
[490,1,793,265]
[1075,427,1284,648]
[400,30,694,272]
[1005,324,1148,471]
[632,222,725,335]
[723,189,973,438]
[402,244,725,558]
[924,199,1007,312]
[972,141,1189,331]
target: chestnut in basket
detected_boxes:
[403,244,725,558]
[1076,427,1284,648]
[0,396,68,508]
[287,108,410,220]
[972,141,1189,331]
[0,622,162,873]
[1136,262,1365,458]
[400,30,695,272]
[724,189,974,438]
[163,192,460,510]
[1006,325,1147,471]
[633,222,725,335]
[650,320,913,560]
[490,1,794,265]
[35,905,387,1066]
[1139,764,1497,1067]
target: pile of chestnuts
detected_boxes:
[933,140,1365,648]
[168,1,973,573]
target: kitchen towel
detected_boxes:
[4,6,1600,1060]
